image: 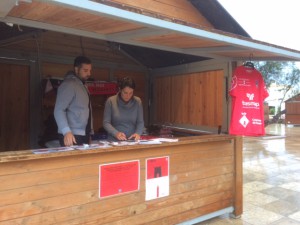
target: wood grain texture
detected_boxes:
[92,0,213,28]
[0,136,242,224]
[285,97,300,124]
[0,63,30,151]
[154,70,224,128]
[154,76,172,124]
[8,2,143,35]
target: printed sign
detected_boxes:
[146,156,169,201]
[99,160,140,198]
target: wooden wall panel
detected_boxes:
[0,63,30,151]
[154,70,224,128]
[189,73,204,125]
[0,136,241,224]
[42,62,110,80]
[171,74,190,124]
[285,100,300,124]
[42,62,72,78]
[286,102,300,114]
[154,76,172,124]
[286,115,300,124]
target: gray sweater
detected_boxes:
[54,72,92,136]
[103,94,144,141]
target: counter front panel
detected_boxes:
[0,135,243,224]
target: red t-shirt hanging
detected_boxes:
[229,65,269,136]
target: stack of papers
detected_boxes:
[156,138,178,142]
[110,141,139,146]
[32,143,112,154]
[74,143,111,150]
[32,138,179,154]
[138,139,162,145]
[32,146,75,154]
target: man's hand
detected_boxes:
[64,132,77,146]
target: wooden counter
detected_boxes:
[0,135,243,224]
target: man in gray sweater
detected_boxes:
[103,77,144,141]
[54,56,93,146]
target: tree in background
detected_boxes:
[254,61,300,123]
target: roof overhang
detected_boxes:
[1,0,300,61]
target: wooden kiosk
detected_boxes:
[1,0,300,224]
[0,135,242,224]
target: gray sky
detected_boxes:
[218,0,300,51]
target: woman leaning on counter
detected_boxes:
[103,77,144,141]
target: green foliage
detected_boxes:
[269,106,275,115]
[253,61,300,123]
[254,61,300,96]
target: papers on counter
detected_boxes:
[32,138,178,154]
[139,138,178,145]
[73,143,111,150]
[110,141,139,146]
[32,143,111,154]
[156,138,178,142]
[110,138,179,146]
[139,139,162,145]
[32,146,75,154]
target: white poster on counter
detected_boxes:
[145,156,169,201]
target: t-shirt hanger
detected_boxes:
[243,53,255,69]
[243,61,255,69]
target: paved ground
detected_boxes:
[196,124,300,225]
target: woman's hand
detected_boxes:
[115,132,127,141]
[128,133,140,141]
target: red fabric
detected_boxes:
[229,66,269,136]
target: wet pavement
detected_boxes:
[197,124,300,225]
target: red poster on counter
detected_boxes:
[99,160,140,198]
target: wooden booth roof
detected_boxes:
[285,94,300,103]
[1,0,300,68]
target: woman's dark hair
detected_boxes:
[119,77,136,90]
[74,56,91,67]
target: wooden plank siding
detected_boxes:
[154,70,224,128]
[0,63,30,151]
[0,135,242,224]
[93,0,213,28]
[153,76,172,124]
[285,103,300,124]
[8,2,143,35]
[285,95,300,124]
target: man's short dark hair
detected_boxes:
[74,56,91,67]
[119,76,136,90]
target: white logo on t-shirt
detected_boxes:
[246,93,254,100]
[239,112,249,128]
